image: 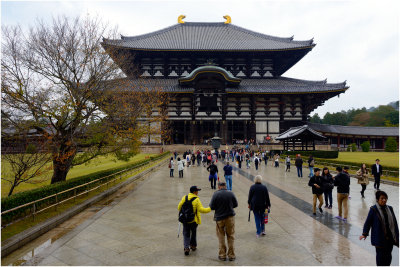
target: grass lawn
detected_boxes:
[336,152,399,168]
[1,153,156,197]
[1,155,168,241]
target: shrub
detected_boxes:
[361,141,370,152]
[284,150,338,159]
[385,137,398,152]
[1,151,170,224]
[346,143,357,152]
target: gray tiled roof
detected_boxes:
[111,77,347,94]
[307,122,399,137]
[103,22,314,51]
[276,125,326,140]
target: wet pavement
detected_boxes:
[3,158,399,266]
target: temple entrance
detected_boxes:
[201,121,220,144]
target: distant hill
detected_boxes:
[310,101,399,127]
[367,101,398,112]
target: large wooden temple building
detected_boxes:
[102,15,349,145]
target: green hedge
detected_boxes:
[1,152,170,224]
[284,150,339,159]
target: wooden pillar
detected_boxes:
[313,139,315,150]
[382,137,385,149]
[293,139,295,151]
[222,120,228,145]
[337,135,341,150]
[231,120,234,144]
[184,121,187,145]
[190,121,196,145]
[244,120,248,140]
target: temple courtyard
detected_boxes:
[2,158,399,266]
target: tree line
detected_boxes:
[310,101,399,127]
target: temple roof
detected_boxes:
[276,125,326,140]
[307,122,399,137]
[111,77,348,94]
[102,22,315,51]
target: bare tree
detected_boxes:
[1,125,52,196]
[1,15,165,184]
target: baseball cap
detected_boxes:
[190,186,201,193]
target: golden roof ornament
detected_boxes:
[178,15,186,24]
[223,15,231,24]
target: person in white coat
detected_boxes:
[178,157,185,178]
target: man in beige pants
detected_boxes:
[334,166,351,222]
[209,182,238,261]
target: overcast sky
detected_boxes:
[2,0,399,116]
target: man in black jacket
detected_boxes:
[371,159,383,190]
[308,168,325,215]
[295,154,303,178]
[334,166,350,222]
[209,182,238,261]
[207,161,218,189]
[248,175,271,237]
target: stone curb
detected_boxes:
[1,158,169,258]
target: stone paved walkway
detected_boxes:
[5,158,399,265]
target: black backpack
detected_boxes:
[178,195,197,223]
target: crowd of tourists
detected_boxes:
[172,149,398,265]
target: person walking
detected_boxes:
[196,153,201,166]
[237,153,242,169]
[295,154,303,178]
[333,166,350,222]
[246,154,250,169]
[209,182,238,261]
[371,159,383,190]
[322,167,334,209]
[308,168,325,215]
[248,175,271,237]
[285,156,291,172]
[174,151,177,159]
[178,186,211,256]
[360,190,399,266]
[177,157,184,178]
[263,153,268,166]
[207,161,218,189]
[169,157,175,177]
[254,155,259,171]
[308,155,315,177]
[223,161,233,191]
[274,154,280,167]
[357,163,369,198]
[186,153,191,167]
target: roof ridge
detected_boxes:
[120,24,182,41]
[115,22,314,45]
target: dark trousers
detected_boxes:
[238,161,242,168]
[297,166,303,177]
[183,222,198,249]
[361,184,367,197]
[374,175,381,189]
[170,169,174,177]
[210,178,216,189]
[376,244,393,266]
[255,163,258,170]
[179,170,183,178]
[324,190,333,207]
[286,164,290,171]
